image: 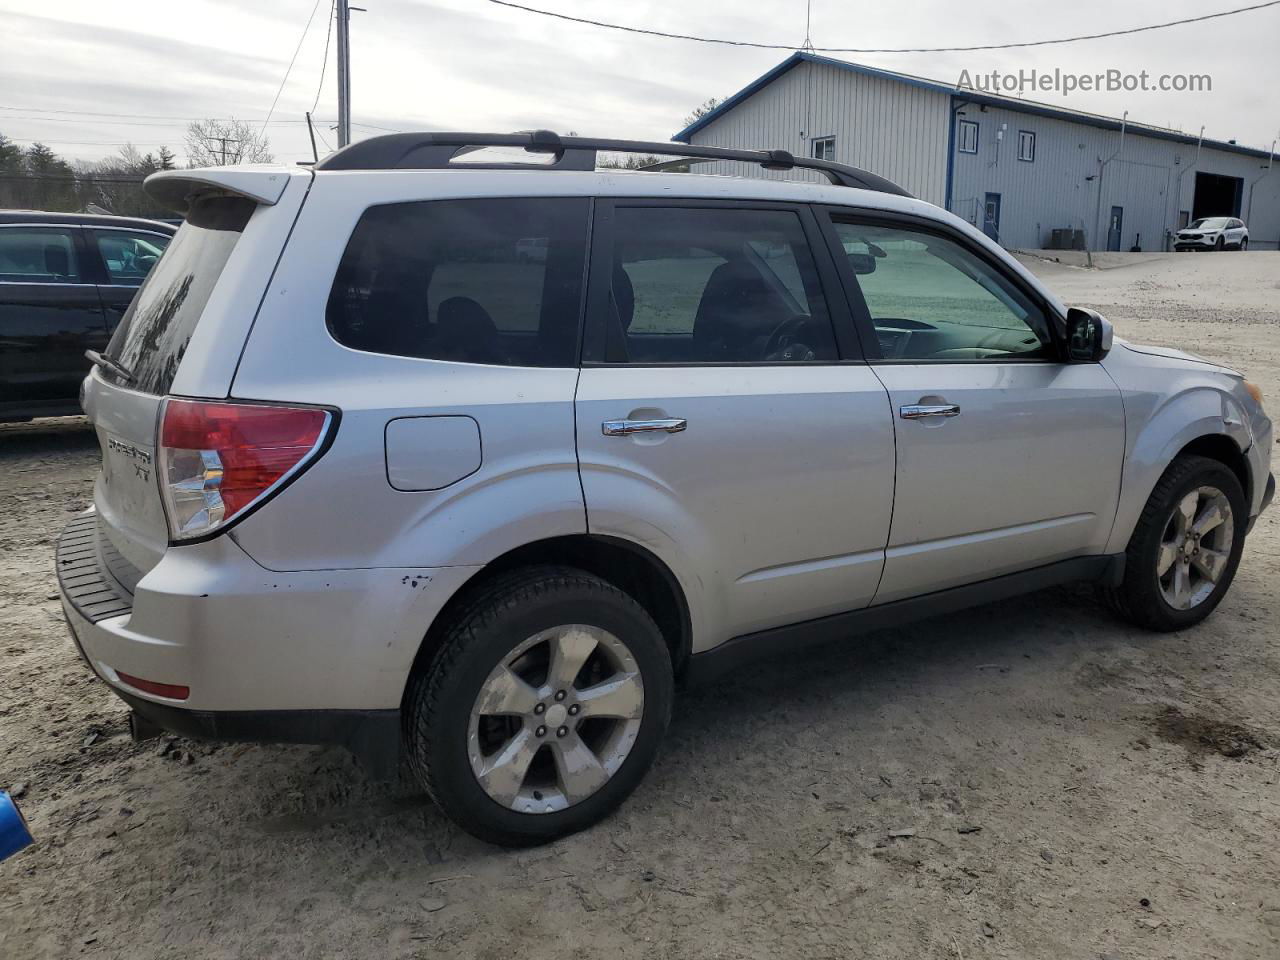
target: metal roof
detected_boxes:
[673,52,1277,162]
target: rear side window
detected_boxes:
[594,206,837,364]
[327,198,590,366]
[0,227,82,283]
[94,231,171,285]
[106,197,254,395]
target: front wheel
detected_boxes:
[1215,236,1226,251]
[404,566,674,846]
[1109,455,1247,631]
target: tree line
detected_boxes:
[0,118,273,218]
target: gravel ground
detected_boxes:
[2,251,1279,959]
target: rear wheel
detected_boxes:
[1240,238,1249,251]
[404,566,673,846]
[1109,455,1247,631]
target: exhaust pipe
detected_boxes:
[1,791,33,862]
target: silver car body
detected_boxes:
[65,165,1273,719]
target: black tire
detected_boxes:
[1108,455,1247,631]
[1240,238,1249,251]
[404,566,674,846]
[1215,236,1225,251]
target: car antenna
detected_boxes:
[305,112,320,164]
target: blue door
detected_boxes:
[982,193,1001,242]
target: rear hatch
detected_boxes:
[83,168,304,584]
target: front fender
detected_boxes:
[1104,385,1251,555]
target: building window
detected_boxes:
[1017,130,1036,162]
[811,137,835,161]
[958,120,979,154]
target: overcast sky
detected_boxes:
[2,0,1278,166]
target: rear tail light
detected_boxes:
[158,398,333,542]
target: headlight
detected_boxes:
[1244,380,1264,409]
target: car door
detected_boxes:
[0,223,107,408]
[574,199,895,648]
[820,209,1126,604]
[85,227,172,333]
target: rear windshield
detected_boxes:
[105,196,255,395]
[326,197,590,366]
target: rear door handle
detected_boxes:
[900,403,960,420]
[602,418,688,437]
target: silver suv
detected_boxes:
[58,133,1274,845]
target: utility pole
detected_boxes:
[336,0,352,147]
[214,136,239,166]
[1091,110,1128,251]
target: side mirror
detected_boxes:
[847,252,877,275]
[1066,307,1113,362]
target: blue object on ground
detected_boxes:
[0,791,33,861]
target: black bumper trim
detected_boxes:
[56,514,133,623]
[113,689,402,779]
[687,554,1124,685]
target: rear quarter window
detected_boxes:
[105,197,255,395]
[326,197,590,366]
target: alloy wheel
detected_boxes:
[1157,485,1234,610]
[467,624,644,814]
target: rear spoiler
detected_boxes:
[144,166,298,214]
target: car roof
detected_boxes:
[0,210,177,233]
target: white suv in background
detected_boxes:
[58,133,1273,845]
[1175,216,1249,251]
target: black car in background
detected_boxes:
[1,211,175,422]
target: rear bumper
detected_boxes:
[56,509,479,720]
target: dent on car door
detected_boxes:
[0,224,107,406]
[823,212,1126,603]
[574,200,894,649]
[87,228,172,332]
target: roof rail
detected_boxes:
[313,130,912,197]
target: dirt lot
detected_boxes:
[3,251,1279,959]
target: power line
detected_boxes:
[261,0,327,137]
[4,138,178,146]
[0,174,147,184]
[0,113,338,130]
[487,0,1280,53]
[312,0,337,115]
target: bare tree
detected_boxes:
[682,97,723,128]
[76,142,179,217]
[184,118,274,167]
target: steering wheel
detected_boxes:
[763,315,817,361]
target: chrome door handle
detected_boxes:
[602,418,688,437]
[900,403,960,420]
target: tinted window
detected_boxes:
[327,198,590,366]
[105,197,254,395]
[958,120,979,154]
[599,207,837,364]
[833,220,1051,361]
[95,231,171,284]
[0,227,82,283]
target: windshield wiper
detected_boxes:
[85,349,135,385]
